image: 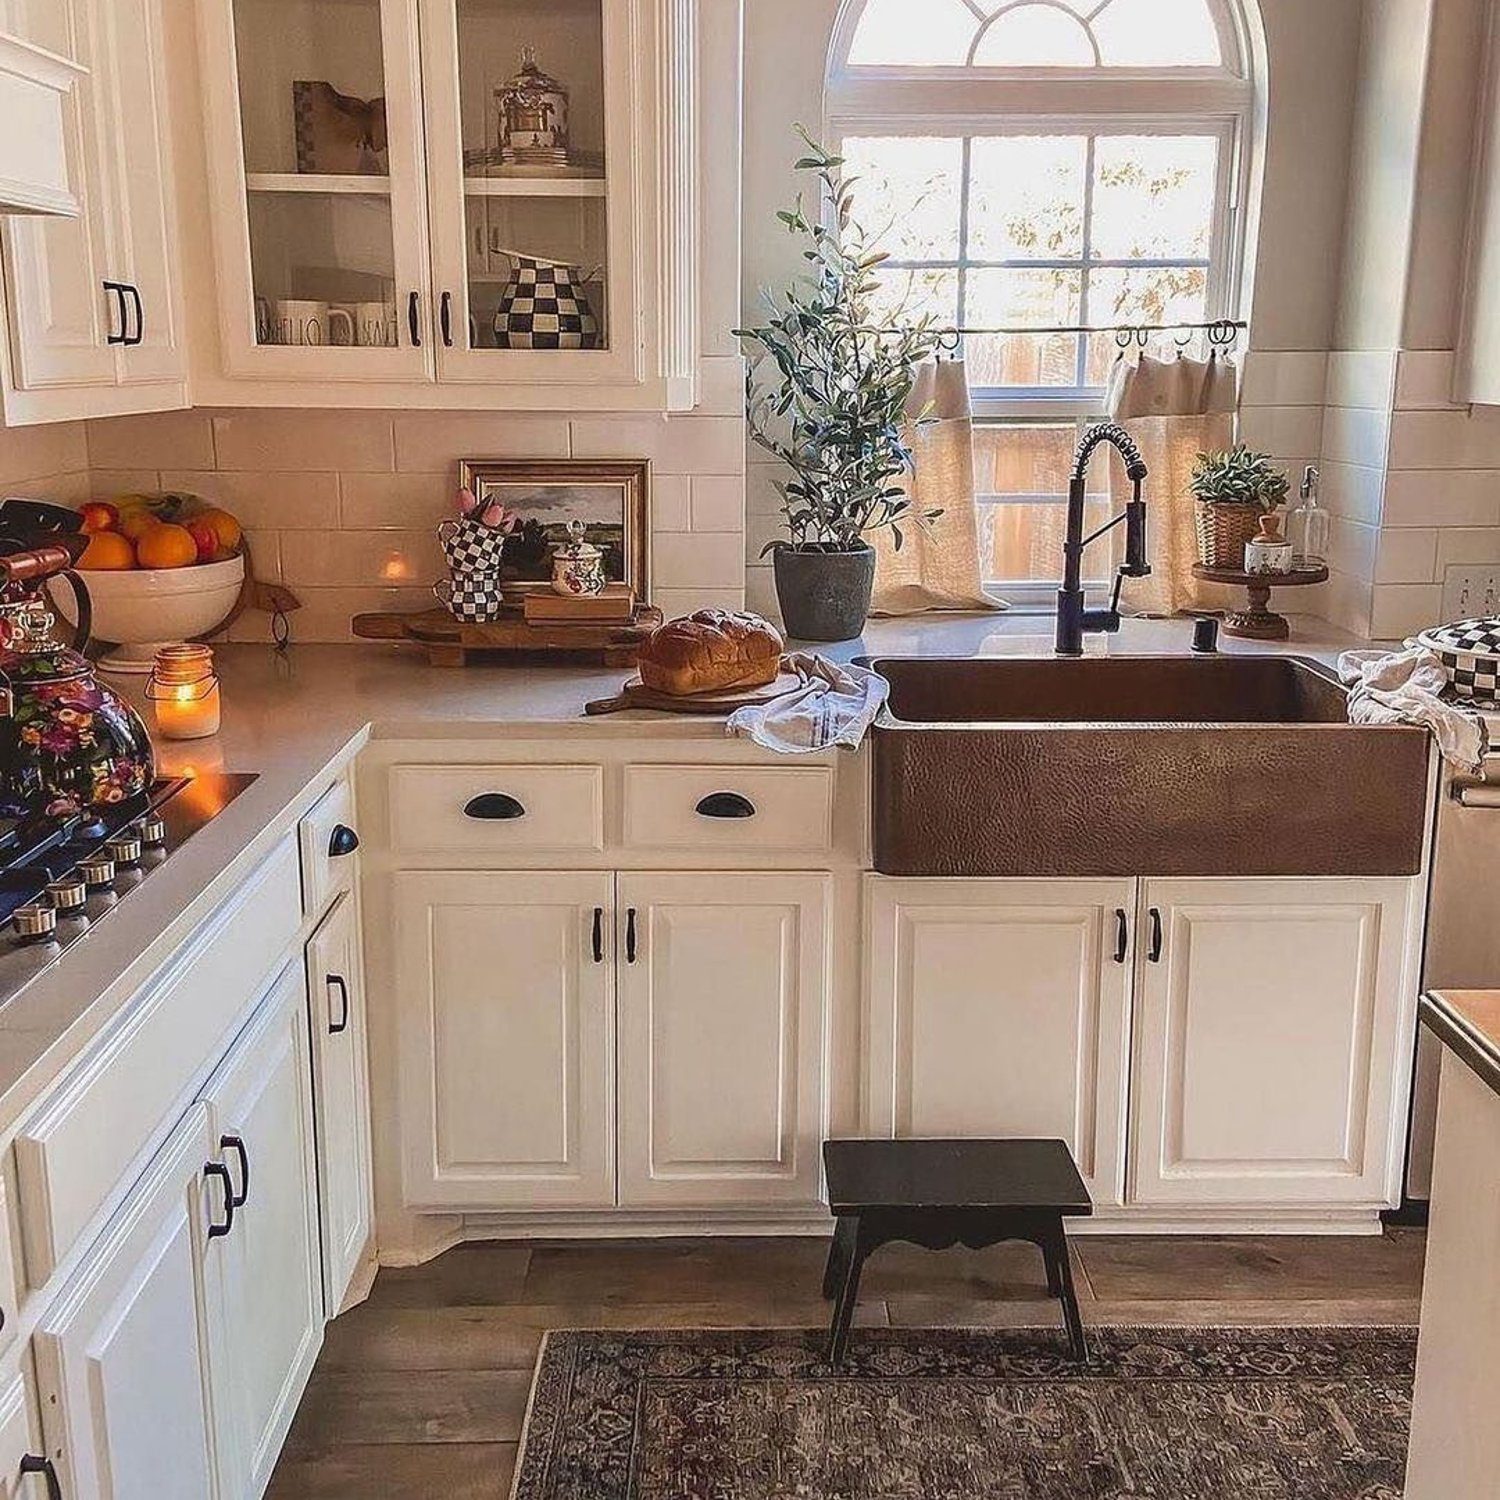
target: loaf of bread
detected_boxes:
[637,610,785,697]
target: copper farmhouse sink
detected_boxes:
[864,656,1432,878]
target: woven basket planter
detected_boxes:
[1195,500,1267,570]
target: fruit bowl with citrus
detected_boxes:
[50,493,248,673]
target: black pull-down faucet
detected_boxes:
[1055,422,1152,657]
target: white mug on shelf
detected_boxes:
[345,300,398,348]
[268,299,353,347]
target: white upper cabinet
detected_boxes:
[197,0,700,408]
[0,0,187,423]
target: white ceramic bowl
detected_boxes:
[48,555,246,673]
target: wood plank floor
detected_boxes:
[268,1228,1427,1499]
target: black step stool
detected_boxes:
[821,1138,1093,1366]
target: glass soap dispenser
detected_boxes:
[1287,464,1329,569]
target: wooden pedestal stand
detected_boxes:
[1191,564,1330,640]
[351,604,664,667]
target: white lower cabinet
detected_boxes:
[306,891,375,1313]
[200,962,323,1500]
[864,878,1134,1207]
[0,1348,50,1500]
[33,1103,224,1500]
[396,870,616,1210]
[1129,877,1416,1208]
[616,873,830,1208]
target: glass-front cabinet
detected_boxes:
[197,0,697,407]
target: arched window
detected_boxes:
[827,0,1256,596]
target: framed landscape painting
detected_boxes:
[458,458,651,601]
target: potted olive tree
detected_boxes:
[738,134,942,641]
[1190,445,1291,570]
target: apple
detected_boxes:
[78,501,119,535]
[185,518,218,565]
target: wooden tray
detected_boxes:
[585,670,801,716]
[352,604,664,667]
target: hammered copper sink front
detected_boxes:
[866,656,1432,878]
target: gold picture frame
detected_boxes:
[458,459,651,602]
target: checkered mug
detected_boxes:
[438,517,510,572]
[433,572,506,623]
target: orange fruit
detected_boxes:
[196,507,242,557]
[77,531,137,571]
[134,522,198,570]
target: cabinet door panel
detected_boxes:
[617,873,829,1208]
[865,878,1134,1207]
[201,962,323,1500]
[1131,877,1417,1207]
[33,1104,222,1500]
[396,870,615,1208]
[307,890,374,1313]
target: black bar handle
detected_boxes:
[440,291,453,346]
[464,793,525,821]
[695,792,756,820]
[1113,908,1128,965]
[592,907,604,964]
[125,283,143,346]
[204,1161,235,1239]
[102,281,127,346]
[626,907,637,964]
[328,974,350,1034]
[408,290,421,347]
[19,1456,63,1500]
[220,1134,250,1208]
[1148,907,1163,964]
[328,824,360,857]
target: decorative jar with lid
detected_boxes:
[549,521,607,598]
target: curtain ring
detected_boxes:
[1134,327,1150,350]
[1114,328,1134,351]
[937,328,962,356]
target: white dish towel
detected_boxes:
[726,653,890,755]
[1337,643,1489,773]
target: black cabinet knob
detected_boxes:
[328,824,360,857]
[1148,907,1164,964]
[328,974,350,1034]
[1113,908,1128,965]
[464,793,526,821]
[204,1161,236,1239]
[220,1134,250,1208]
[20,1455,62,1500]
[695,792,756,820]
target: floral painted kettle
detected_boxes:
[0,501,153,819]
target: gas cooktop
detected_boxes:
[0,772,257,1003]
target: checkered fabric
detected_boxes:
[1418,617,1500,706]
[495,266,600,350]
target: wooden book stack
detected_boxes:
[523,584,637,625]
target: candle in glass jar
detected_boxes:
[147,645,221,740]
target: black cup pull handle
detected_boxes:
[440,291,453,346]
[695,792,756,820]
[102,280,128,346]
[592,907,604,964]
[220,1134,250,1209]
[626,907,637,964]
[204,1161,235,1239]
[328,974,350,1034]
[19,1455,63,1500]
[328,823,360,857]
[464,793,526,821]
[1113,908,1128,965]
[408,290,422,347]
[125,283,144,346]
[1148,907,1164,964]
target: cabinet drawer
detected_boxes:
[15,836,300,1286]
[0,1348,41,1500]
[299,775,357,918]
[389,765,604,854]
[622,764,834,854]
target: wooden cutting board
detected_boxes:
[585,670,801,716]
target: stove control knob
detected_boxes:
[12,903,57,943]
[106,832,143,868]
[138,813,167,848]
[80,854,116,889]
[45,876,88,913]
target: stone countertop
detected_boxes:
[1422,991,1500,1100]
[0,607,1389,1130]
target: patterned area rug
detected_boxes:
[511,1327,1414,1500]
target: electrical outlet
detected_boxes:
[1442,565,1500,622]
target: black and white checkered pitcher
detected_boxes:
[493,253,601,350]
[439,517,510,572]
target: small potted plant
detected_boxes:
[1190,445,1291,571]
[737,132,942,641]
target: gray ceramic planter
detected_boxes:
[771,545,876,642]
